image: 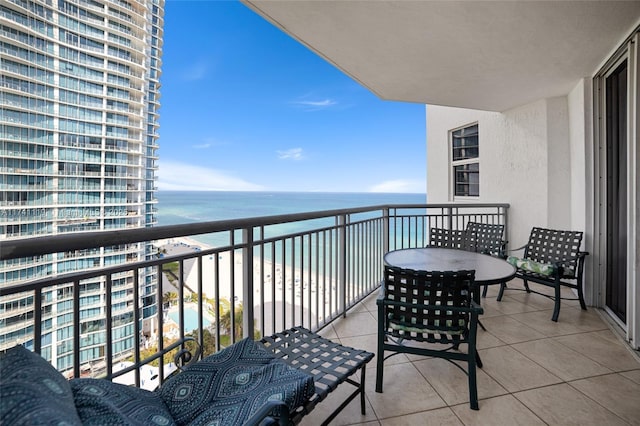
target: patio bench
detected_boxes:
[498,227,588,321]
[1,328,373,426]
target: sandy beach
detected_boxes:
[158,237,334,334]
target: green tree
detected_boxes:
[162,291,178,307]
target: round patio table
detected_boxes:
[384,247,516,286]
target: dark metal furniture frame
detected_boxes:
[376,266,483,410]
[498,227,588,322]
[260,326,374,425]
[429,227,466,249]
[429,222,506,297]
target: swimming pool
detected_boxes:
[168,308,211,332]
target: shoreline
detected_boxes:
[158,239,333,333]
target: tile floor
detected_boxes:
[300,280,640,425]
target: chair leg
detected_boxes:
[475,350,483,369]
[376,313,385,393]
[359,365,367,414]
[523,278,531,293]
[577,282,587,311]
[551,280,561,322]
[496,282,506,301]
[482,284,488,298]
[468,351,479,410]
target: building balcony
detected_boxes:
[1,203,638,424]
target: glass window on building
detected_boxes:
[451,123,479,197]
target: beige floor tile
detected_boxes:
[341,333,411,368]
[333,311,379,338]
[554,330,640,371]
[476,327,507,349]
[362,291,380,312]
[349,300,372,314]
[481,294,542,315]
[508,307,605,337]
[380,407,463,425]
[451,394,546,425]
[366,362,447,419]
[501,284,582,309]
[480,315,546,344]
[479,346,562,392]
[317,324,338,339]
[511,338,612,381]
[298,373,378,426]
[515,383,629,425]
[413,357,508,406]
[570,373,640,425]
[474,302,505,318]
[620,369,640,384]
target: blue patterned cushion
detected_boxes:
[70,378,176,426]
[0,345,82,426]
[158,338,315,425]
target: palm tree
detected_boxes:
[162,291,178,308]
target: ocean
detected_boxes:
[156,191,427,248]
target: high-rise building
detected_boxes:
[0,0,164,373]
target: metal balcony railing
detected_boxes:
[0,203,508,386]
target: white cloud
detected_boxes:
[291,98,337,111]
[182,62,208,81]
[277,148,304,160]
[192,143,211,149]
[369,179,425,193]
[157,161,264,191]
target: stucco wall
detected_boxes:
[426,98,574,249]
[568,79,589,235]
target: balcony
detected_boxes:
[1,203,638,424]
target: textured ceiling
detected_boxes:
[243,1,640,111]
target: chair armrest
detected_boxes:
[470,300,484,315]
[376,283,386,304]
[506,242,528,253]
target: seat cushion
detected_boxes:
[70,378,176,426]
[389,316,466,335]
[157,337,314,425]
[507,256,556,276]
[0,345,82,425]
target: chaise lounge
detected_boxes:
[0,326,373,425]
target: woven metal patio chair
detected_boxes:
[499,227,588,321]
[376,266,484,410]
[463,222,506,297]
[428,227,465,249]
[463,222,505,257]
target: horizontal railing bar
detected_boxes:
[0,203,509,260]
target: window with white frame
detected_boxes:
[451,123,479,197]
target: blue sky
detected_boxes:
[158,1,426,193]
